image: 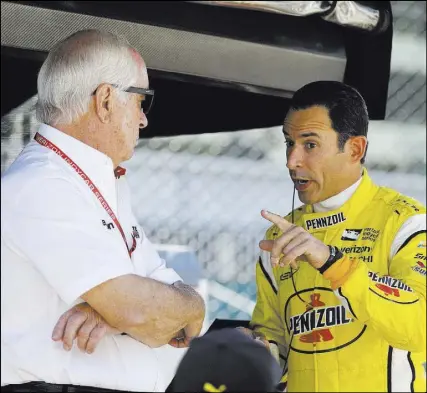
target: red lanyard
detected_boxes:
[34,132,136,258]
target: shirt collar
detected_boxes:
[37,123,118,212]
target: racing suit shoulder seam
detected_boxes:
[395,229,426,255]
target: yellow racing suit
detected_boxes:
[250,170,426,392]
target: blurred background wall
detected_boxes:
[1,1,426,326]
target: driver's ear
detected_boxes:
[347,136,368,163]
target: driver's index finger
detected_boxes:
[261,210,293,231]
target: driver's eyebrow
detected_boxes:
[283,131,321,139]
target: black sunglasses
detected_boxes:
[92,84,155,114]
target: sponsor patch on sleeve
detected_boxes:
[412,261,426,277]
[368,272,419,304]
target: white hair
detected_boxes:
[36,29,143,126]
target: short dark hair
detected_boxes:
[288,81,369,163]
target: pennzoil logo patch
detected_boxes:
[368,272,418,304]
[305,212,346,231]
[368,272,413,293]
[284,288,365,354]
[289,293,352,343]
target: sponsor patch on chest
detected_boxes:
[341,229,362,241]
[285,289,365,353]
[341,228,380,242]
[305,212,346,230]
[340,245,372,254]
[290,303,352,339]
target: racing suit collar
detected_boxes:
[301,169,378,232]
[313,176,363,213]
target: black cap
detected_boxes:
[172,328,282,392]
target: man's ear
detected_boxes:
[94,83,114,123]
[347,136,368,163]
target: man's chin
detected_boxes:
[298,191,318,205]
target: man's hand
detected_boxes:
[52,302,121,354]
[235,327,270,349]
[168,314,204,348]
[168,281,205,348]
[235,327,281,363]
[259,210,330,270]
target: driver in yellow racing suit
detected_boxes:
[247,81,426,392]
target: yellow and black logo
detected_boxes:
[203,382,227,392]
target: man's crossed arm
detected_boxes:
[52,277,205,353]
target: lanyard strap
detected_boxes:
[34,132,135,258]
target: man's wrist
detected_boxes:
[317,245,343,274]
[171,281,205,319]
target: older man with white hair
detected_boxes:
[1,30,205,393]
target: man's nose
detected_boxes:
[286,147,303,170]
[139,110,148,129]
